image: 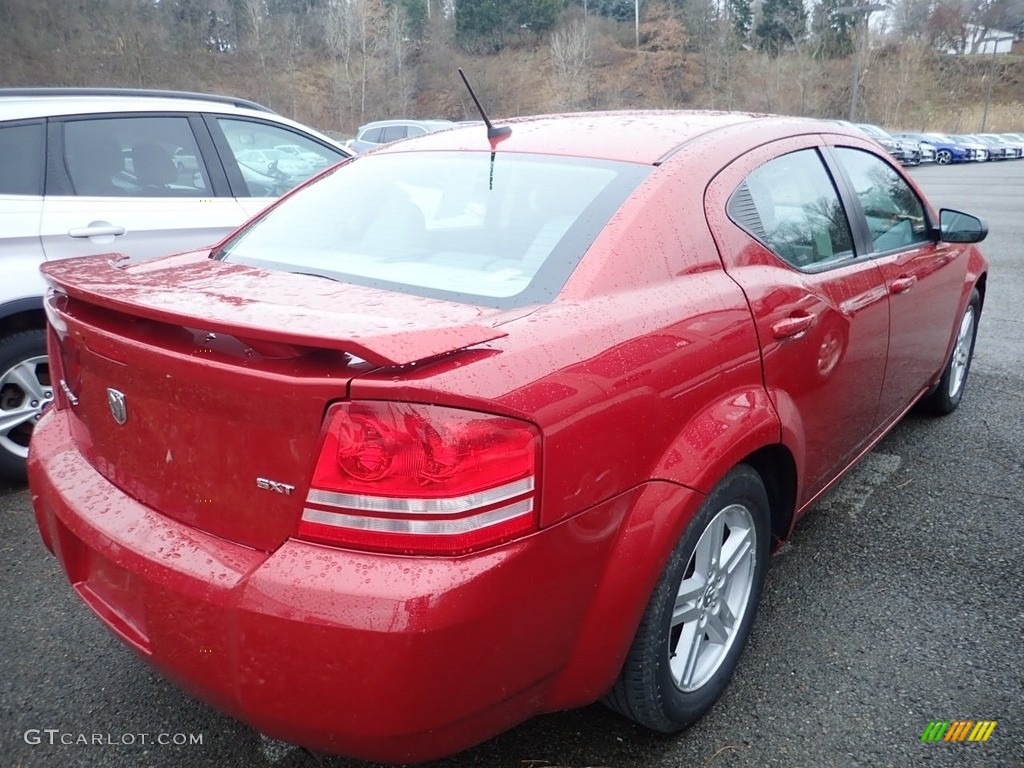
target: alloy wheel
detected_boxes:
[948,305,976,399]
[669,503,757,692]
[0,354,53,459]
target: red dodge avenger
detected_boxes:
[29,111,988,762]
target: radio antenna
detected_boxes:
[458,68,511,143]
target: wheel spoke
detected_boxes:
[720,524,754,577]
[2,358,48,402]
[704,611,730,644]
[0,404,38,435]
[672,575,704,627]
[694,513,725,575]
[673,620,705,689]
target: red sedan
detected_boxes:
[29,112,988,763]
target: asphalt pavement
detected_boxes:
[2,161,1022,768]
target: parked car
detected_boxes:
[30,112,988,764]
[274,142,335,169]
[171,146,199,173]
[965,134,1012,160]
[942,134,990,161]
[236,147,320,179]
[0,87,351,480]
[977,133,1024,159]
[349,118,455,153]
[892,133,936,163]
[925,134,987,162]
[901,132,972,164]
[852,122,912,164]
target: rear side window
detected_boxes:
[62,116,211,197]
[0,122,44,196]
[728,149,855,269]
[359,127,383,143]
[219,151,651,308]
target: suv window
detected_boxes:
[380,125,408,142]
[215,117,345,196]
[62,116,210,197]
[834,148,930,252]
[727,149,855,269]
[359,127,383,144]
[0,122,45,196]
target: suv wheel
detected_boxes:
[0,329,52,481]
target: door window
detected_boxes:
[62,116,210,197]
[0,122,45,196]
[380,125,408,142]
[727,149,854,269]
[833,148,930,253]
[215,117,347,196]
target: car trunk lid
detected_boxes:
[42,253,513,552]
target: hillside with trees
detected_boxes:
[1,0,1022,137]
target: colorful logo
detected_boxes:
[921,720,997,742]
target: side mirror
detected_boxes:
[936,208,988,243]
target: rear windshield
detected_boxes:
[218,151,651,308]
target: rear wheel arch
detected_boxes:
[544,440,797,712]
[743,444,798,551]
[0,302,46,338]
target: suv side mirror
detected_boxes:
[936,208,988,243]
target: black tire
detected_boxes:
[0,328,51,482]
[603,464,771,732]
[936,149,953,165]
[919,289,980,416]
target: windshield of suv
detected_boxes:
[219,151,651,308]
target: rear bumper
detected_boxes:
[29,410,696,763]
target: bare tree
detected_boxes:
[550,18,593,109]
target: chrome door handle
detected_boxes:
[890,276,917,294]
[771,314,815,340]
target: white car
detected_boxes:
[0,87,351,480]
[350,119,455,153]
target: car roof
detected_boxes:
[0,87,276,122]
[375,110,834,165]
[0,87,350,154]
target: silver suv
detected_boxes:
[349,119,455,153]
[0,88,351,480]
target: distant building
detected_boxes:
[945,25,1015,55]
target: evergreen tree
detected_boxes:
[756,0,807,55]
[811,0,855,58]
[455,0,564,52]
[728,0,752,40]
[386,0,429,39]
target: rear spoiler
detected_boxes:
[42,255,507,368]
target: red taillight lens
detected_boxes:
[297,402,540,555]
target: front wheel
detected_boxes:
[0,329,53,482]
[919,289,980,416]
[603,464,770,732]
[936,149,953,165]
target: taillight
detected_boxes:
[297,402,540,555]
[45,288,80,410]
